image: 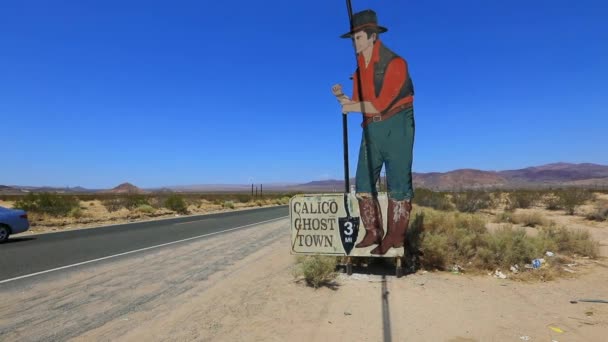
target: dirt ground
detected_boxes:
[1,210,607,341]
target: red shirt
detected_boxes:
[351,39,413,114]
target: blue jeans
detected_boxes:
[355,107,415,201]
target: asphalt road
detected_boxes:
[0,206,288,283]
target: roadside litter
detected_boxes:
[451,264,464,274]
[548,326,564,333]
[492,270,507,279]
[532,258,545,269]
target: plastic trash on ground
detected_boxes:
[493,269,507,279]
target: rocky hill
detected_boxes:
[105,183,146,194]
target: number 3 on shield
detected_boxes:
[344,221,353,236]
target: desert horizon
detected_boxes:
[3,161,608,193]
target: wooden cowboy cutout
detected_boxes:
[332,9,416,256]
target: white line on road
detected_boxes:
[0,216,288,285]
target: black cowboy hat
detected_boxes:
[340,9,388,39]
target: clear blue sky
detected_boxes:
[1,0,606,189]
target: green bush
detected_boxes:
[293,255,338,288]
[478,226,544,269]
[165,194,188,214]
[14,192,80,217]
[136,204,155,214]
[222,200,235,209]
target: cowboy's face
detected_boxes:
[352,30,375,54]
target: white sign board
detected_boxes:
[290,193,404,257]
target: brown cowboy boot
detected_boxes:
[355,196,384,248]
[371,198,411,255]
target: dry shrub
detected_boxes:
[507,190,541,210]
[544,195,562,211]
[585,202,608,222]
[273,196,291,205]
[165,194,188,214]
[511,210,550,227]
[102,198,125,212]
[69,207,84,218]
[418,208,599,273]
[475,225,539,270]
[451,191,493,213]
[101,195,149,212]
[413,188,453,211]
[419,209,487,269]
[14,192,80,217]
[510,262,563,282]
[494,210,514,223]
[539,225,599,258]
[222,200,235,209]
[292,255,338,288]
[555,189,596,215]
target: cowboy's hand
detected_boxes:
[331,84,344,97]
[332,84,352,109]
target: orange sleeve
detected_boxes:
[371,58,407,113]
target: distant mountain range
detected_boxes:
[412,162,608,190]
[2,163,608,195]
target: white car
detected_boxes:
[0,206,31,242]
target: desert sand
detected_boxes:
[1,209,607,341]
